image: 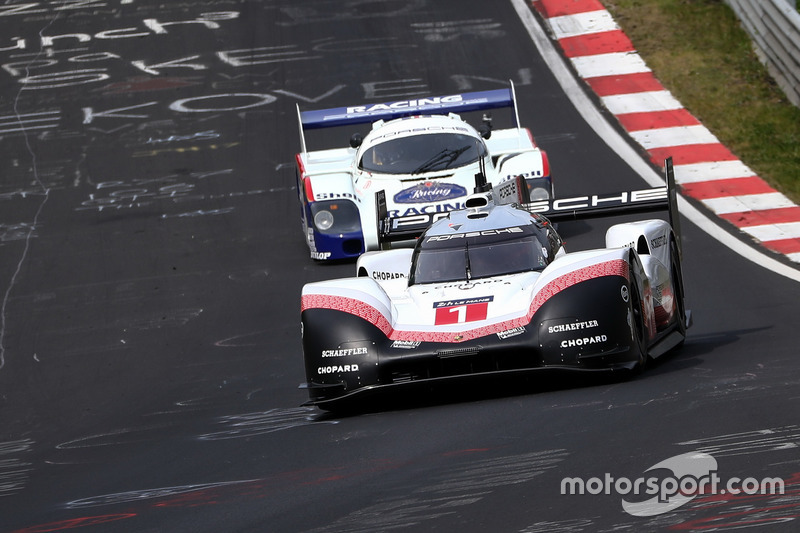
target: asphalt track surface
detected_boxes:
[1,1,799,532]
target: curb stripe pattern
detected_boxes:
[531,0,800,263]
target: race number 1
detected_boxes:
[434,298,491,325]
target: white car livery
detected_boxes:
[295,84,551,260]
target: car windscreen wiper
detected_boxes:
[411,145,470,174]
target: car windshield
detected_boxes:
[359,133,485,175]
[412,234,547,284]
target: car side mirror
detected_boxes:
[350,133,363,148]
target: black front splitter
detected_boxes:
[300,362,638,412]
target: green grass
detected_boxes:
[600,0,800,204]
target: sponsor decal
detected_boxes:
[387,202,464,220]
[371,125,470,142]
[503,170,543,179]
[434,296,493,325]
[547,320,599,334]
[426,227,524,242]
[527,187,667,213]
[434,297,493,308]
[652,283,663,302]
[497,326,526,340]
[621,285,629,303]
[388,213,449,234]
[314,192,359,201]
[372,271,406,280]
[321,347,368,358]
[650,235,667,249]
[347,95,464,114]
[391,340,421,350]
[495,180,520,201]
[560,335,607,348]
[318,365,359,374]
[393,182,467,204]
[310,251,331,260]
[435,278,504,290]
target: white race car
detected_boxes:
[300,163,690,409]
[295,84,551,260]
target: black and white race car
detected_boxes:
[295,84,551,260]
[300,162,690,409]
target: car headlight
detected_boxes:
[309,200,362,235]
[314,209,334,231]
[529,187,550,201]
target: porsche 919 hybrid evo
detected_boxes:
[295,83,551,260]
[300,161,690,409]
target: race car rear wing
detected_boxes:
[528,157,682,254]
[296,82,521,154]
[377,158,682,252]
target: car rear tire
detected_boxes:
[629,277,648,374]
[670,238,687,340]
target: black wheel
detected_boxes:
[628,277,648,373]
[670,239,687,337]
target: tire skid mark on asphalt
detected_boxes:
[633,471,800,531]
[196,406,338,440]
[517,518,598,533]
[304,449,568,533]
[629,427,800,531]
[62,458,405,510]
[64,479,263,509]
[213,329,271,347]
[0,439,34,498]
[55,425,173,450]
[677,425,800,458]
[50,446,565,527]
[521,427,800,532]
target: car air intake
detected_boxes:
[436,346,481,359]
[465,194,489,208]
